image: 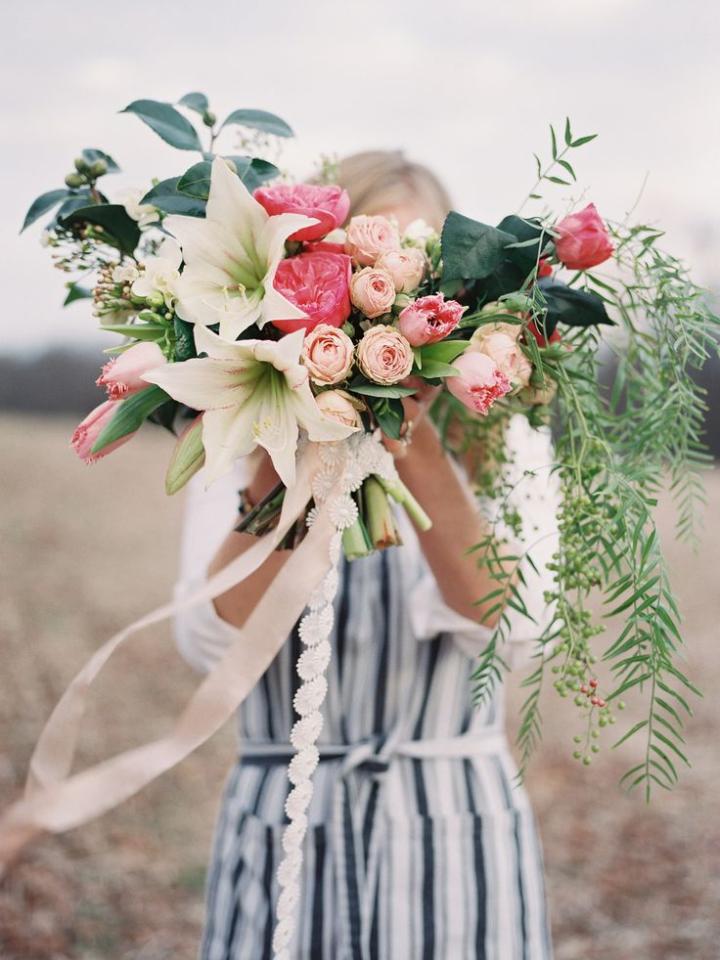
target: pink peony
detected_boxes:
[344,215,401,266]
[96,341,166,400]
[554,203,614,270]
[272,252,352,333]
[71,400,137,463]
[398,294,466,347]
[350,267,396,319]
[356,324,414,385]
[302,323,355,385]
[447,352,512,416]
[253,183,350,242]
[469,331,532,389]
[375,247,426,293]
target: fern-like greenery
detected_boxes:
[448,121,719,797]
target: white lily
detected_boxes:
[166,158,317,341]
[142,326,355,486]
[131,238,182,307]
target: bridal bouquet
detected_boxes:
[19,94,718,821]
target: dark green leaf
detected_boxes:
[538,279,614,330]
[60,204,141,255]
[142,177,206,216]
[220,108,293,137]
[63,282,93,306]
[571,133,598,147]
[441,211,516,283]
[91,385,170,453]
[148,398,180,435]
[21,189,69,231]
[367,395,404,439]
[177,156,280,200]
[121,99,202,151]
[550,124,558,160]
[55,189,95,220]
[178,91,209,115]
[81,148,119,172]
[497,215,547,274]
[174,317,196,361]
[564,117,572,147]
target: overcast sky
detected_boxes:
[3,0,719,353]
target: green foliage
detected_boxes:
[21,189,70,231]
[539,279,614,333]
[441,213,515,283]
[366,395,404,439]
[141,177,207,217]
[121,99,203,151]
[91,385,170,454]
[177,91,209,115]
[219,108,293,137]
[348,380,417,399]
[60,204,141,256]
[177,156,279,199]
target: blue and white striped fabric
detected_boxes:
[175,417,557,960]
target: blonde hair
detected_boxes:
[334,150,451,231]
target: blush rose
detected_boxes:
[344,215,401,266]
[301,323,355,385]
[356,325,414,385]
[350,267,396,318]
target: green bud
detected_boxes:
[90,159,108,177]
[74,156,90,172]
[582,756,592,766]
[202,109,217,127]
[65,172,84,188]
[165,418,205,495]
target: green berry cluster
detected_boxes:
[64,154,108,190]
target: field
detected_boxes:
[1,413,718,959]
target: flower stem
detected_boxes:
[342,515,373,560]
[363,477,403,550]
[375,475,432,532]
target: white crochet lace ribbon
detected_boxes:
[271,432,398,960]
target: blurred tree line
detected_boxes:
[0,347,718,457]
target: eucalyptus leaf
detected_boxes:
[121,99,202,151]
[220,109,293,137]
[21,189,69,231]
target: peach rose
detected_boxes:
[301,323,354,385]
[314,389,364,429]
[375,247,426,292]
[469,330,532,389]
[344,215,400,266]
[350,267,396,318]
[356,324,414,385]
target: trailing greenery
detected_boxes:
[452,121,719,796]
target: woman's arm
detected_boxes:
[393,401,514,628]
[206,455,292,630]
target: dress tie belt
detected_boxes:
[240,729,507,959]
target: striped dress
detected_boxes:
[175,416,558,960]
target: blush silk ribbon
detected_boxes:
[0,443,340,866]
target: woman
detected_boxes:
[175,150,558,959]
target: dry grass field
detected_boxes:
[1,413,718,960]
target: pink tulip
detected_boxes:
[554,203,614,270]
[96,342,166,400]
[447,351,512,416]
[71,400,135,463]
[398,294,466,347]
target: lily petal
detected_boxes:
[143,357,249,411]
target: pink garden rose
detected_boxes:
[554,203,613,270]
[397,294,466,347]
[469,330,532,389]
[344,215,401,266]
[302,323,355,385]
[272,252,352,333]
[447,352,512,416]
[356,324,414,385]
[96,341,166,400]
[314,389,364,429]
[350,267,396,318]
[375,247,426,293]
[253,184,350,242]
[71,400,136,463]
